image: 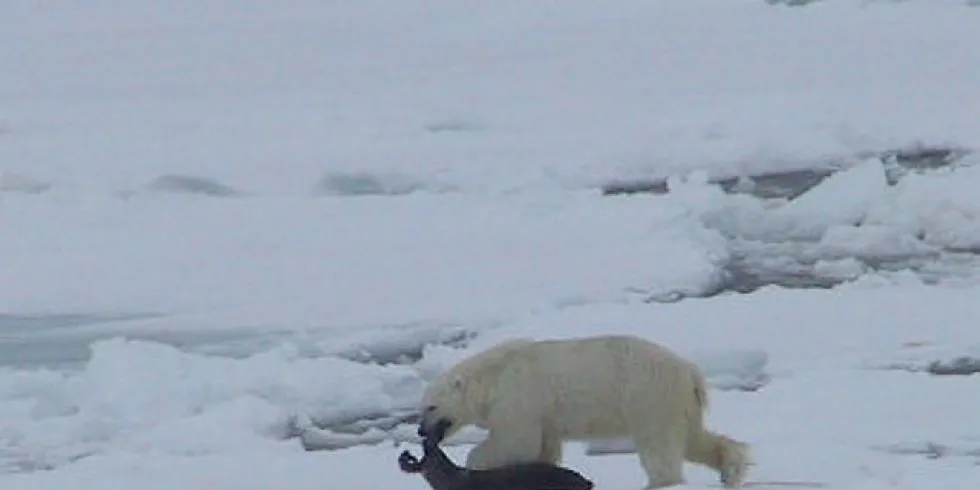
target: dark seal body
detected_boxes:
[398,438,593,490]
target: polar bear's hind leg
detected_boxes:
[632,420,687,489]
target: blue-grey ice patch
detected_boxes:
[424,119,485,134]
[871,343,980,376]
[876,440,980,461]
[764,0,822,6]
[924,352,980,376]
[0,171,50,194]
[142,174,242,197]
[314,171,442,197]
[0,312,165,370]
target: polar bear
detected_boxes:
[417,335,752,489]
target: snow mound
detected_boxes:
[0,331,771,468]
[656,155,980,294]
[689,349,771,392]
[325,324,478,366]
[691,157,888,242]
[865,161,980,252]
[768,158,889,240]
[0,338,424,471]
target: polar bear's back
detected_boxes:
[513,335,698,382]
[448,338,536,379]
[493,335,704,439]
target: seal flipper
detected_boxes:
[398,450,424,473]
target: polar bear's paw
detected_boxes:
[719,442,753,489]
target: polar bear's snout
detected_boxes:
[418,408,454,442]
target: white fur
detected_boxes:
[419,335,752,489]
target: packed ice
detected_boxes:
[2,1,980,489]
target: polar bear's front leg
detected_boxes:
[539,428,563,465]
[465,425,544,470]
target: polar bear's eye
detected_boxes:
[424,405,437,413]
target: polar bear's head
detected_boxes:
[417,371,473,442]
[417,339,534,442]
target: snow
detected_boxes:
[3,0,980,489]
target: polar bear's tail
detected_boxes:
[686,369,753,489]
